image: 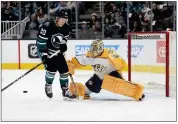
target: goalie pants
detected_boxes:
[85,71,123,93]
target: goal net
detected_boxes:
[128,32,176,97]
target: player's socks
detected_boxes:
[45,71,55,98]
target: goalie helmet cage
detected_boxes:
[128,31,176,97]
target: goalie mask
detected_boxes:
[90,39,104,57]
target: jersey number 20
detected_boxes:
[40,28,46,35]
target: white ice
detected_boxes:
[2,70,176,121]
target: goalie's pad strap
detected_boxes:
[101,75,144,100]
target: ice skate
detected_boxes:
[62,89,76,101]
[45,83,53,98]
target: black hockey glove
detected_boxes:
[60,44,67,53]
[41,53,49,64]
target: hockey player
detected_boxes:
[68,39,145,101]
[36,9,76,100]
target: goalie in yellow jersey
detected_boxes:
[67,39,145,101]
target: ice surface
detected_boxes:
[1,70,176,121]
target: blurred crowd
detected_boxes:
[1,1,176,39]
[103,2,175,38]
[1,2,19,21]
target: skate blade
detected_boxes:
[63,97,77,101]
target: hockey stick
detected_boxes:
[69,74,79,98]
[1,50,61,92]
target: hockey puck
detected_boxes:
[23,91,28,93]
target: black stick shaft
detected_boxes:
[1,62,42,92]
[69,74,78,97]
[1,50,61,92]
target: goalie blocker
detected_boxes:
[69,71,144,101]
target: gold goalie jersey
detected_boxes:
[71,48,127,79]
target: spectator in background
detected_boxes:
[1,2,7,20]
[93,21,101,32]
[110,13,116,25]
[37,7,48,25]
[49,11,55,20]
[157,5,166,20]
[115,12,126,38]
[152,3,159,21]
[78,21,92,39]
[111,5,118,14]
[139,14,149,31]
[104,2,112,15]
[90,13,98,28]
[130,21,142,32]
[24,7,30,18]
[10,2,19,17]
[32,2,38,14]
[144,8,154,22]
[104,17,114,38]
[21,3,31,19]
[91,20,102,39]
[25,14,39,30]
[2,2,18,21]
[153,4,172,31]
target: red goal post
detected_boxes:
[128,31,176,97]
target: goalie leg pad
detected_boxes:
[69,82,91,100]
[69,82,85,100]
[101,75,144,101]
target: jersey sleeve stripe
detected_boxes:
[39,35,48,40]
[37,37,47,43]
[65,35,70,38]
[48,48,58,52]
[60,77,69,80]
[36,41,46,45]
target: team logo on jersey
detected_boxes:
[91,64,107,73]
[28,44,39,58]
[51,33,67,48]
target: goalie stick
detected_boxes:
[69,74,79,98]
[1,50,61,92]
